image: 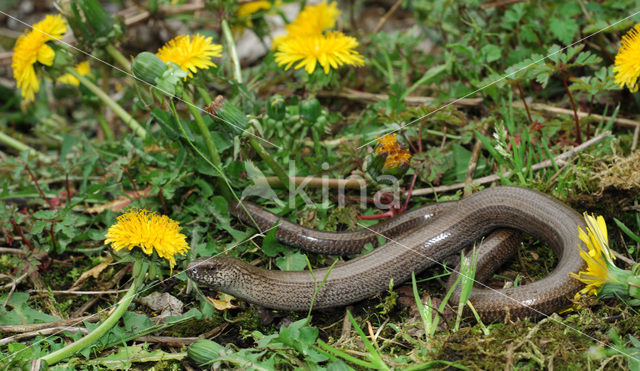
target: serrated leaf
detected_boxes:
[535,72,551,87]
[573,51,602,66]
[549,17,578,46]
[547,44,562,64]
[564,44,585,62]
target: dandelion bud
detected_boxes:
[77,0,115,37]
[267,95,286,120]
[301,97,322,123]
[132,52,168,85]
[188,339,225,365]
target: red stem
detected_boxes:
[559,68,582,144]
[123,167,140,196]
[515,81,533,124]
[65,174,71,204]
[24,163,49,206]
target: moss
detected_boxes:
[163,315,225,337]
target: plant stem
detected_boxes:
[515,81,532,124]
[221,19,243,84]
[96,113,115,141]
[248,137,292,190]
[67,68,146,138]
[194,78,213,103]
[559,69,582,144]
[40,261,149,366]
[0,129,49,161]
[105,43,132,74]
[181,91,222,167]
[173,96,232,199]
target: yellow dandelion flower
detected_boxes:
[156,34,222,78]
[237,1,273,18]
[105,209,190,270]
[286,1,339,36]
[614,24,640,93]
[57,61,92,86]
[375,134,399,155]
[272,1,340,48]
[375,134,411,170]
[275,31,364,74]
[570,213,618,298]
[385,151,412,170]
[11,14,67,102]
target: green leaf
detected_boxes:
[262,223,287,257]
[123,311,154,334]
[549,17,578,46]
[614,218,640,243]
[520,24,539,43]
[276,252,307,271]
[299,326,319,345]
[60,135,80,160]
[0,293,60,325]
[480,44,501,63]
[83,344,185,369]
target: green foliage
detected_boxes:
[589,329,640,369]
[0,293,60,325]
[186,318,348,369]
[2,0,639,368]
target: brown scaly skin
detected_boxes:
[187,186,586,322]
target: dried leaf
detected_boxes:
[71,256,114,289]
[208,293,238,311]
[85,187,152,214]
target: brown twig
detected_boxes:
[440,125,448,150]
[197,323,228,340]
[0,270,30,290]
[27,289,129,295]
[263,176,366,189]
[409,130,611,196]
[512,102,640,128]
[0,247,26,255]
[613,250,636,267]
[317,88,482,107]
[548,162,569,184]
[70,265,128,318]
[372,0,404,34]
[0,327,88,346]
[0,313,101,333]
[323,88,640,129]
[120,0,206,26]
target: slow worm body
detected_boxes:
[187,186,586,321]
